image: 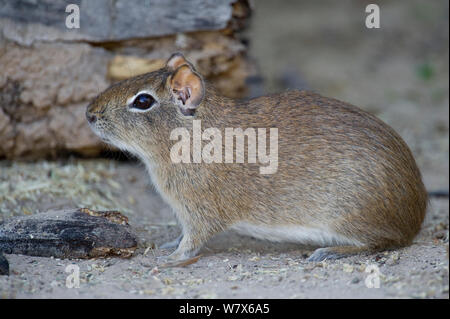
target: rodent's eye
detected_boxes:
[131,93,156,111]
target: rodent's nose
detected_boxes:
[86,111,97,124]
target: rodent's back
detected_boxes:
[205,90,427,246]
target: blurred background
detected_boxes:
[246,0,449,194]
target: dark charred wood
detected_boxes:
[0,208,138,259]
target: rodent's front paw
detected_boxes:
[156,247,201,268]
[166,248,198,261]
[159,234,183,250]
[155,247,198,264]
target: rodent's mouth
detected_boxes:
[97,133,113,145]
[87,122,112,144]
[99,136,112,144]
[89,124,131,153]
[87,120,140,157]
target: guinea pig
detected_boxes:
[86,53,427,262]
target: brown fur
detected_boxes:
[86,54,427,261]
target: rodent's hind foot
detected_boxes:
[159,237,201,262]
[307,246,369,262]
[307,247,345,262]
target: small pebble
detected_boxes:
[343,264,354,273]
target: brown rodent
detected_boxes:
[86,53,427,262]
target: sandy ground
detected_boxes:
[0,161,448,299]
[0,0,449,298]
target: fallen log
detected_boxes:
[0,208,138,259]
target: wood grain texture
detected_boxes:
[0,209,138,259]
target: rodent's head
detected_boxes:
[86,53,205,161]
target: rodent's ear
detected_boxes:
[169,64,205,115]
[166,52,193,72]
